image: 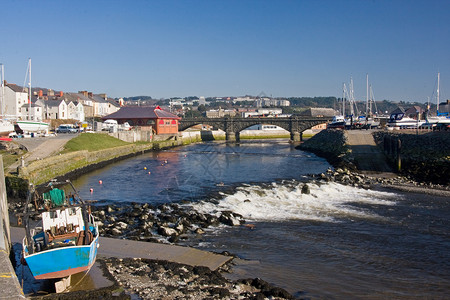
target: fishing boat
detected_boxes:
[22,180,99,280]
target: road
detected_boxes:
[8,134,77,172]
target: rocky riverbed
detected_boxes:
[9,166,450,299]
[7,129,449,299]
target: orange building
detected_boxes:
[102,106,180,135]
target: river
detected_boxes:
[72,140,450,299]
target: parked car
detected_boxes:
[56,124,78,133]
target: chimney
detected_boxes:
[79,91,88,97]
[59,91,64,97]
[88,92,93,98]
[39,90,43,97]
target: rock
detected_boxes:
[301,184,310,194]
[116,221,128,230]
[111,228,122,236]
[174,221,184,233]
[194,228,205,235]
[219,211,243,226]
[158,226,178,237]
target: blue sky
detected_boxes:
[1,0,449,103]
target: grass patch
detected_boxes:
[61,133,130,153]
[1,150,21,170]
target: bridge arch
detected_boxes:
[179,116,331,142]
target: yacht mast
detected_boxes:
[1,63,4,117]
[437,72,440,114]
[342,83,346,116]
[28,58,32,120]
[366,74,369,117]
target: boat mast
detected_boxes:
[342,83,346,116]
[366,74,369,117]
[437,72,440,115]
[349,77,355,117]
[0,63,4,117]
[28,58,32,120]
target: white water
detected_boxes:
[191,181,399,222]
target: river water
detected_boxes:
[72,140,449,299]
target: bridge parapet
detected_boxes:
[179,116,331,141]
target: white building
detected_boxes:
[45,99,68,120]
[3,84,28,119]
[67,101,85,121]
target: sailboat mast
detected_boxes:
[1,63,4,117]
[437,72,440,115]
[28,58,32,120]
[342,83,346,116]
[366,74,369,117]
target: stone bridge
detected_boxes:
[179,116,331,141]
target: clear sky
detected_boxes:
[1,0,449,103]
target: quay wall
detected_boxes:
[373,131,450,185]
[17,140,184,186]
[0,156,26,299]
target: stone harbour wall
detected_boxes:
[19,140,184,185]
[373,131,450,185]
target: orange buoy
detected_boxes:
[243,224,255,230]
[90,188,94,193]
[144,167,147,170]
[99,180,103,184]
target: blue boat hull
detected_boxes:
[24,235,99,280]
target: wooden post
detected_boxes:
[396,138,401,172]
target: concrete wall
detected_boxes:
[19,140,186,185]
[0,156,10,253]
[108,130,153,143]
[0,155,26,299]
[20,143,156,185]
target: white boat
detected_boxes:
[327,115,346,129]
[0,119,15,137]
[387,111,425,129]
[328,81,354,129]
[425,73,450,129]
[15,120,49,134]
[353,74,380,129]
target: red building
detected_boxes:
[102,106,180,135]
